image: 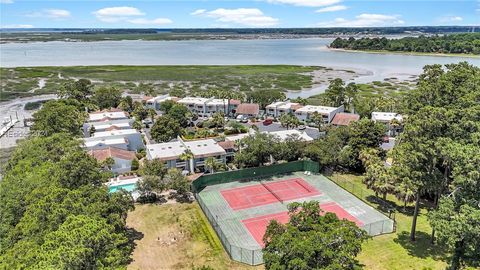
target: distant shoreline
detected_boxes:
[328,47,480,58]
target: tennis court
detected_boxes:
[196,172,395,265]
[220,178,321,210]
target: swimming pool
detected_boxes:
[109,183,137,193]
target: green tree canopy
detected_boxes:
[93,86,122,109]
[150,115,182,142]
[263,201,369,270]
[31,99,86,137]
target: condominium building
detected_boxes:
[372,112,404,136]
[88,109,129,122]
[83,118,134,137]
[265,101,302,118]
[177,97,229,117]
[294,105,344,123]
[88,147,137,174]
[145,95,178,110]
[84,129,144,151]
[146,138,226,173]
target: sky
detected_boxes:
[0,0,479,28]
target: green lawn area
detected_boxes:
[127,203,262,270]
[329,173,449,270]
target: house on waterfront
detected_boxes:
[88,147,137,174]
[294,105,344,123]
[371,112,403,136]
[146,138,226,173]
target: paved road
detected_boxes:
[0,94,57,149]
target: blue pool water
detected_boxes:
[109,183,136,193]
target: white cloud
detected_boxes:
[192,8,279,27]
[127,18,173,25]
[439,16,463,22]
[1,24,34,28]
[0,0,14,4]
[317,13,405,27]
[190,9,206,16]
[27,9,71,19]
[315,5,347,13]
[92,6,172,25]
[267,0,341,7]
[93,6,144,23]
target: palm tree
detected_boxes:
[310,112,325,132]
[148,108,157,122]
[280,114,299,130]
[179,149,194,173]
[389,118,401,137]
[205,157,217,173]
[212,111,225,131]
[102,157,115,171]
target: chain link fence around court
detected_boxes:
[326,173,397,233]
[196,193,264,265]
[193,161,320,266]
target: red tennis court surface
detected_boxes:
[221,178,321,210]
[242,202,363,246]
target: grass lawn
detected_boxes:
[126,203,262,270]
[329,173,449,270]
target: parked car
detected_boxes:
[142,119,153,125]
[263,119,273,126]
[298,125,306,130]
[236,114,248,123]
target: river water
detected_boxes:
[1,38,479,98]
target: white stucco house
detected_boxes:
[146,138,226,173]
[294,105,344,123]
[88,147,137,174]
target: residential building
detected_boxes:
[84,137,129,150]
[267,130,314,142]
[205,98,229,116]
[145,95,178,110]
[146,138,226,173]
[266,101,302,118]
[218,141,235,162]
[228,99,241,116]
[331,112,360,126]
[88,109,129,122]
[177,97,229,117]
[84,129,144,151]
[83,118,134,137]
[88,147,136,174]
[372,112,404,136]
[294,105,344,123]
[235,103,260,118]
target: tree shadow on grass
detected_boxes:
[364,195,412,218]
[393,231,448,261]
[125,227,145,264]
